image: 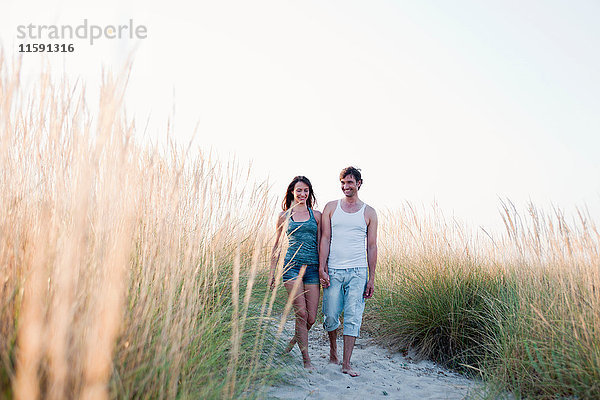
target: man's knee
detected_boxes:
[323,312,340,332]
[342,319,362,337]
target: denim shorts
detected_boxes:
[322,267,368,337]
[282,263,320,285]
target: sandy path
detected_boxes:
[265,319,478,400]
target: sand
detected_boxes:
[264,319,478,400]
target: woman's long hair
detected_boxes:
[281,176,316,211]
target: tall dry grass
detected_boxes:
[4,50,599,399]
[369,201,600,398]
[0,55,289,399]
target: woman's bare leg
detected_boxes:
[304,284,320,331]
[285,337,296,353]
[285,284,320,352]
[284,281,314,369]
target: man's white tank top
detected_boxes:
[328,200,368,269]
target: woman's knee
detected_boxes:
[295,308,308,323]
[306,314,316,327]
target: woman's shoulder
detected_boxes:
[277,210,288,222]
[311,208,322,219]
[279,209,292,216]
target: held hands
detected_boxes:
[319,269,330,288]
[364,279,375,299]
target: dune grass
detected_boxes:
[368,202,600,398]
[2,54,599,399]
[0,56,297,399]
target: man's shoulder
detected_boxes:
[363,203,376,212]
[324,200,338,210]
[320,200,338,218]
[364,204,378,218]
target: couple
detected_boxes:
[269,166,378,377]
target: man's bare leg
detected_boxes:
[327,329,340,364]
[342,335,360,377]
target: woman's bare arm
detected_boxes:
[269,211,286,287]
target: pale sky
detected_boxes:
[2,0,599,232]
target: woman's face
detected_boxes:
[293,181,310,205]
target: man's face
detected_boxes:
[340,175,361,197]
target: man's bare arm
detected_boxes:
[315,210,322,255]
[319,202,334,288]
[364,207,378,298]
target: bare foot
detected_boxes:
[329,354,340,364]
[342,366,360,377]
[304,361,317,371]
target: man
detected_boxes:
[319,166,378,377]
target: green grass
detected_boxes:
[369,260,600,398]
[482,270,600,399]
[368,206,600,399]
[368,258,516,374]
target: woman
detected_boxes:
[269,176,321,370]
